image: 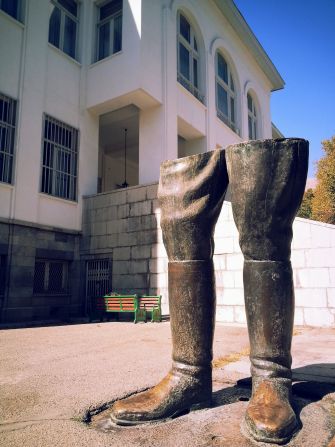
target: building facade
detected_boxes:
[0,0,285,323]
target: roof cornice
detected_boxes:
[213,0,285,91]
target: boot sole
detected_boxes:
[241,417,300,445]
[110,400,211,427]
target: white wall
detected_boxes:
[0,0,279,232]
[213,204,335,327]
[0,1,99,231]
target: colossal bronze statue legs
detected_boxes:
[226,138,308,444]
[110,150,228,425]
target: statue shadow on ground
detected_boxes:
[210,363,335,430]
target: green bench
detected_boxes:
[93,294,162,323]
[138,295,162,323]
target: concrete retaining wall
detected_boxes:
[82,183,335,327]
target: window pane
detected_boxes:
[193,57,198,88]
[179,14,190,43]
[193,36,198,52]
[42,116,78,201]
[59,0,77,17]
[247,93,253,112]
[230,97,235,123]
[49,6,61,48]
[248,116,253,139]
[98,23,110,60]
[0,94,16,184]
[0,152,13,184]
[63,16,76,58]
[100,0,122,20]
[49,262,65,292]
[179,43,190,80]
[217,54,228,83]
[253,122,257,139]
[113,13,122,53]
[1,0,19,19]
[230,74,235,92]
[217,84,228,117]
[0,127,8,152]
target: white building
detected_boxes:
[0,0,286,323]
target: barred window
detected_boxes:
[33,259,69,294]
[0,93,17,184]
[96,0,122,62]
[216,52,239,135]
[41,115,78,201]
[49,0,79,60]
[0,0,23,22]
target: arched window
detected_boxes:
[215,52,237,134]
[247,93,257,140]
[177,13,203,103]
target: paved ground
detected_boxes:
[1,321,335,446]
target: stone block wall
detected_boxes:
[81,183,164,303]
[82,184,335,327]
[0,220,81,323]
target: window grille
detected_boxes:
[0,0,23,22]
[49,0,79,60]
[86,259,112,298]
[247,93,258,140]
[96,0,122,62]
[0,93,17,184]
[33,259,69,294]
[41,115,78,201]
[215,52,238,134]
[177,13,204,104]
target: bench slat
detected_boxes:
[91,294,161,323]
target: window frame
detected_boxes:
[96,0,123,62]
[177,12,204,104]
[48,0,79,60]
[215,51,239,135]
[0,92,17,185]
[40,114,79,202]
[0,0,24,22]
[33,259,69,296]
[247,92,258,140]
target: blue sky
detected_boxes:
[234,0,335,178]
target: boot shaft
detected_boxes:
[244,260,294,379]
[158,149,228,261]
[169,260,216,367]
[225,138,309,261]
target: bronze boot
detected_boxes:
[110,150,229,425]
[226,138,308,444]
[243,260,298,444]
